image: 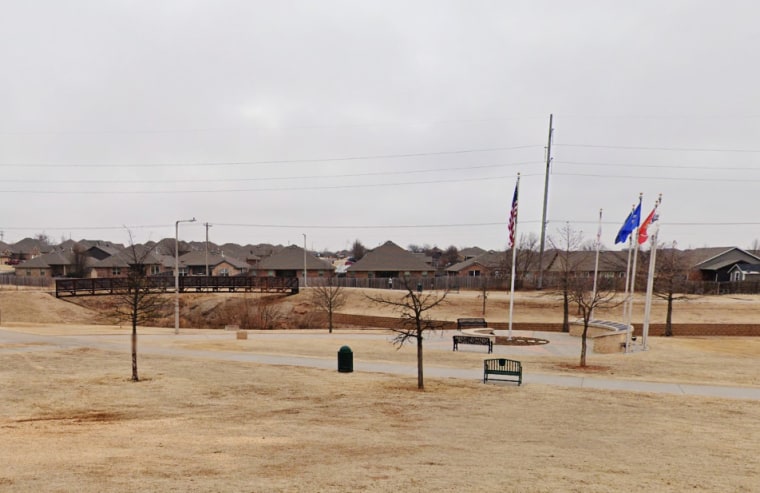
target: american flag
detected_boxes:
[507,178,519,248]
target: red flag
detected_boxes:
[507,179,519,248]
[638,207,659,244]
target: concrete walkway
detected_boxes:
[1,326,758,401]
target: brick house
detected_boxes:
[90,248,166,278]
[178,251,249,276]
[446,251,507,277]
[15,251,74,278]
[346,241,434,279]
[254,245,335,280]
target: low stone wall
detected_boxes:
[332,313,760,337]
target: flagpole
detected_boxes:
[642,234,658,351]
[623,235,634,352]
[507,173,520,340]
[625,193,643,352]
[590,208,602,320]
[641,195,662,350]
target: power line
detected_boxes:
[552,172,757,183]
[0,160,541,185]
[555,143,760,153]
[0,144,542,168]
[0,173,544,194]
[558,160,760,171]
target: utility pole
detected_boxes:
[302,233,307,288]
[204,222,213,276]
[537,114,553,290]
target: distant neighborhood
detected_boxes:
[2,236,760,293]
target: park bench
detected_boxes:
[483,358,522,385]
[456,317,488,330]
[452,335,494,353]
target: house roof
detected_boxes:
[459,247,486,260]
[727,263,760,274]
[92,247,163,268]
[690,247,760,271]
[257,245,335,271]
[179,251,249,269]
[347,241,432,272]
[447,251,507,272]
[18,251,73,268]
[11,237,52,254]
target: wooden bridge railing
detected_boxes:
[55,276,299,298]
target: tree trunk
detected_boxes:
[580,323,588,367]
[131,320,139,382]
[416,334,424,390]
[328,310,333,334]
[664,293,674,337]
[562,290,570,332]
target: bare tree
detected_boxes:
[365,277,448,390]
[351,239,366,261]
[548,223,585,332]
[567,276,621,367]
[652,241,691,337]
[479,275,489,316]
[110,233,169,381]
[70,243,90,278]
[515,232,539,286]
[441,245,460,268]
[310,279,347,333]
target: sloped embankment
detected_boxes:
[0,290,99,324]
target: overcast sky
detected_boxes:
[2,1,759,253]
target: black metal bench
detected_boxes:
[452,335,493,353]
[483,358,522,385]
[456,317,488,330]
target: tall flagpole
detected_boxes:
[625,193,643,352]
[641,195,662,350]
[508,173,520,340]
[590,208,602,320]
[621,205,635,329]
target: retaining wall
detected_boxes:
[331,313,760,337]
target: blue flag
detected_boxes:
[614,203,641,244]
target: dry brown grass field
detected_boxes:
[0,287,758,492]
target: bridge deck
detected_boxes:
[55,276,299,297]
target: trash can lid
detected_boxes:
[338,345,352,353]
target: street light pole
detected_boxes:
[302,233,307,288]
[204,222,212,276]
[175,217,196,334]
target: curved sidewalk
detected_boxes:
[1,327,758,401]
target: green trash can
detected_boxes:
[337,345,353,373]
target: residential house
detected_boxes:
[15,251,74,278]
[9,237,51,263]
[543,250,628,281]
[727,263,760,282]
[178,251,249,276]
[346,241,434,279]
[255,245,335,280]
[90,247,166,278]
[685,247,760,282]
[446,251,507,277]
[459,247,486,261]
